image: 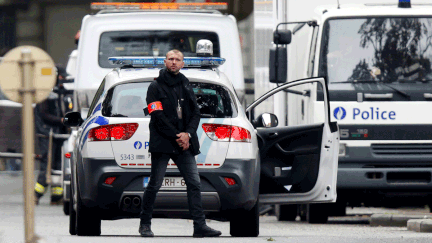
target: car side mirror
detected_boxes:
[254,113,278,128]
[273,29,292,45]
[63,111,83,127]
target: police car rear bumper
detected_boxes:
[77,157,259,218]
[338,146,432,190]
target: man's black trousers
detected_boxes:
[140,150,206,228]
[36,136,63,200]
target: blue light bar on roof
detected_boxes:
[108,57,225,68]
[398,0,411,8]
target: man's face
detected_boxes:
[164,52,184,74]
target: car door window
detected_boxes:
[249,82,324,126]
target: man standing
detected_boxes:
[139,50,221,238]
[34,67,67,205]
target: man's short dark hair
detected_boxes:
[166,49,184,60]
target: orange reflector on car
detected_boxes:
[224,177,236,186]
[104,177,117,185]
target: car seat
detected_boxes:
[196,94,219,117]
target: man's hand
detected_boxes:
[176,133,190,151]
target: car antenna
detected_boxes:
[337,0,341,9]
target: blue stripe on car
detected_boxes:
[92,103,102,115]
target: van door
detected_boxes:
[246,77,339,204]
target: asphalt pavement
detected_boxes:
[1,171,432,243]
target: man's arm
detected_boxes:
[146,84,180,138]
[39,101,63,127]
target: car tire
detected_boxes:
[306,203,329,224]
[69,185,76,235]
[275,204,297,221]
[76,184,101,236]
[230,198,259,237]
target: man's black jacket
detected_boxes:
[34,92,64,136]
[146,69,201,155]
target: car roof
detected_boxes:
[104,67,235,92]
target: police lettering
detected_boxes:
[353,107,395,120]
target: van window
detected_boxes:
[99,31,220,68]
[319,17,432,83]
[102,82,237,118]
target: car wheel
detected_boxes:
[275,204,297,221]
[307,203,329,224]
[69,185,76,235]
[63,200,70,215]
[76,184,101,236]
[230,198,259,237]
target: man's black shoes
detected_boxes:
[139,225,154,237]
[193,225,222,238]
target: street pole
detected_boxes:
[0,45,56,243]
[20,48,37,243]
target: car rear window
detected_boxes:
[102,81,237,118]
[99,30,220,68]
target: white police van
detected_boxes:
[262,0,432,221]
[63,41,339,236]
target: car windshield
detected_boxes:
[318,17,432,83]
[102,81,237,118]
[99,30,220,68]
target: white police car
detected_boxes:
[63,45,339,237]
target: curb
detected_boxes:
[407,219,432,232]
[370,214,432,227]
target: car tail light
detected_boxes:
[230,125,252,142]
[88,123,139,141]
[202,124,251,142]
[64,152,71,159]
[224,177,236,186]
[104,176,116,185]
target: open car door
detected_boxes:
[246,77,339,205]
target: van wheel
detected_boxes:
[230,199,259,237]
[307,203,329,224]
[69,186,76,235]
[275,204,297,221]
[76,185,101,236]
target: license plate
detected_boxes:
[143,177,186,190]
